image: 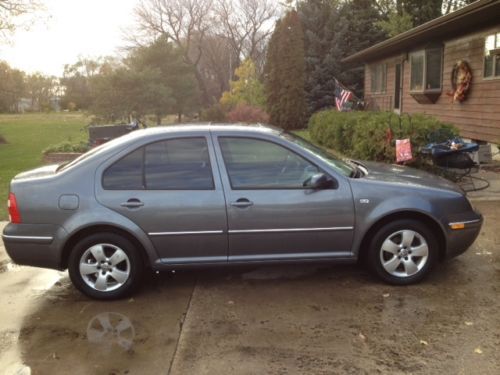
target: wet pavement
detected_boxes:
[0,201,499,375]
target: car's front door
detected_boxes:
[213,134,355,262]
[96,135,227,264]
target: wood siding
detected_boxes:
[364,25,500,143]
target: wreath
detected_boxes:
[447,60,472,103]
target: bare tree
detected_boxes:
[134,0,214,104]
[134,0,281,105]
[214,0,280,70]
[0,0,43,40]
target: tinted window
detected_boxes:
[103,148,144,190]
[219,137,319,189]
[145,138,214,190]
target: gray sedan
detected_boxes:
[2,124,482,299]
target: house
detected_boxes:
[343,0,500,152]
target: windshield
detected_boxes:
[281,132,355,177]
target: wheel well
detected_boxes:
[357,211,446,262]
[60,225,150,269]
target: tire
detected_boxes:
[367,220,438,285]
[68,232,143,300]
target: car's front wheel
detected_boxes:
[68,233,143,299]
[367,220,438,285]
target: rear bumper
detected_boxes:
[2,223,67,270]
[445,211,483,259]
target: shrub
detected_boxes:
[200,104,227,122]
[226,103,270,123]
[308,110,457,163]
[43,140,90,154]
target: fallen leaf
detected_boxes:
[419,340,428,346]
[382,293,390,298]
[474,347,483,354]
[465,321,474,326]
[227,300,234,305]
[358,333,366,341]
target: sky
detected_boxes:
[0,0,139,77]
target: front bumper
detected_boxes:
[2,223,67,270]
[445,211,483,258]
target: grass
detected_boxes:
[0,112,88,220]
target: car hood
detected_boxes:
[355,161,464,195]
[13,164,59,180]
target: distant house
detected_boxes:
[343,0,500,145]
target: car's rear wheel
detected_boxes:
[367,220,438,285]
[68,233,143,299]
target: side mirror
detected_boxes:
[303,173,337,189]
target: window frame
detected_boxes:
[102,136,216,191]
[218,136,330,191]
[370,63,387,94]
[483,32,500,79]
[409,46,443,93]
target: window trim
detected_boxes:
[217,136,333,191]
[102,136,216,191]
[483,32,500,80]
[409,46,443,93]
[370,63,387,94]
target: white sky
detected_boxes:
[0,0,139,76]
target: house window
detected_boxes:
[410,47,443,92]
[484,33,500,78]
[370,64,386,93]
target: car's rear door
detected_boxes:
[211,131,355,262]
[95,133,228,264]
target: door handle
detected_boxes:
[120,199,144,208]
[230,198,253,208]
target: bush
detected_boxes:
[308,110,458,163]
[43,140,90,154]
[226,103,270,123]
[200,104,227,122]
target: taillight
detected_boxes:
[8,193,21,224]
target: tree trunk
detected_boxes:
[177,112,182,122]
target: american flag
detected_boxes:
[335,85,353,111]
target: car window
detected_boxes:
[219,137,319,189]
[145,138,214,190]
[102,137,214,190]
[102,148,144,190]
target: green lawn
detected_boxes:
[0,113,88,220]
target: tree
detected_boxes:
[0,0,43,40]
[134,0,213,105]
[375,0,477,37]
[25,73,56,111]
[61,58,104,110]
[264,10,307,130]
[133,0,281,106]
[0,60,24,112]
[128,37,199,122]
[220,59,266,110]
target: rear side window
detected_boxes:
[145,138,214,190]
[102,137,214,190]
[102,148,144,190]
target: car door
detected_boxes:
[95,135,228,264]
[212,133,355,262]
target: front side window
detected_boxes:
[484,33,500,78]
[410,47,443,91]
[102,137,214,190]
[219,137,320,189]
[370,63,387,93]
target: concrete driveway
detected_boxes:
[0,201,499,375]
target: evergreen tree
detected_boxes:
[264,10,307,130]
[299,0,346,115]
[339,0,387,95]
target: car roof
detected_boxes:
[128,123,283,138]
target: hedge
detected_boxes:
[308,110,458,164]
